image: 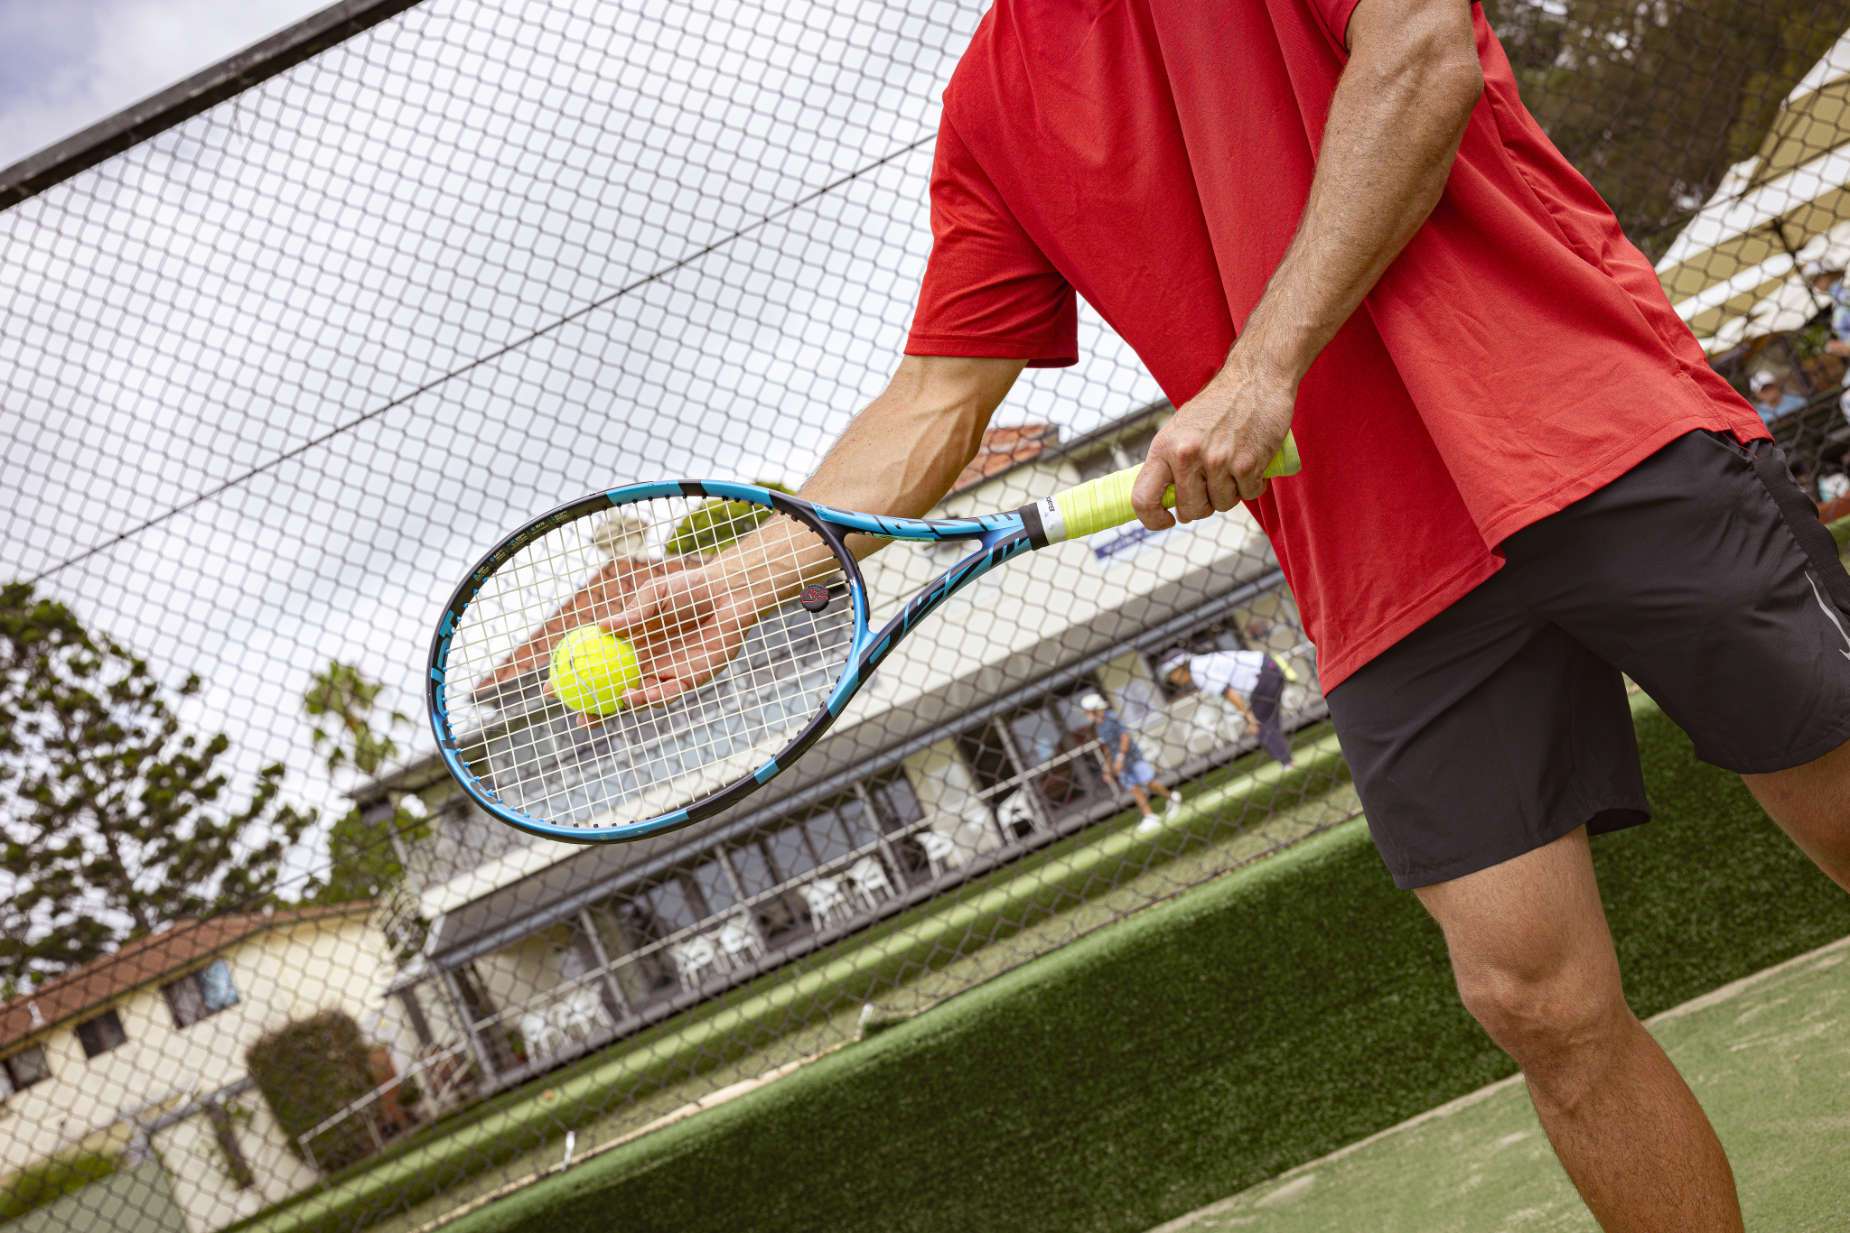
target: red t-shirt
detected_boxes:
[905,0,1768,691]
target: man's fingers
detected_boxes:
[602,579,668,640]
[622,614,749,708]
[1172,461,1211,523]
[1131,456,1177,531]
[1205,456,1241,512]
[1233,451,1271,503]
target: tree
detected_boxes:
[666,481,793,556]
[301,661,428,910]
[1485,0,1848,260]
[0,582,314,988]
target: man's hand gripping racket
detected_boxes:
[428,433,1299,842]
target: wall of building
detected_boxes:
[147,1090,317,1233]
[0,915,405,1183]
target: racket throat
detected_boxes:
[1018,496,1063,547]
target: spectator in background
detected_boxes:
[1806,258,1850,352]
[1162,648,1295,769]
[1081,692,1180,834]
[1749,370,1806,424]
[1799,258,1850,430]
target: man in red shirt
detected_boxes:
[622,1,1850,1226]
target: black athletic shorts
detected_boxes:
[1326,429,1850,890]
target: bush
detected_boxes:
[0,1149,119,1223]
[247,1010,378,1172]
[665,482,791,556]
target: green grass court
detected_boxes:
[1157,936,1850,1233]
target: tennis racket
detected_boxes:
[428,434,1299,843]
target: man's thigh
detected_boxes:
[1416,826,1625,1028]
[1325,575,1649,891]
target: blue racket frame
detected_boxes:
[429,479,1044,844]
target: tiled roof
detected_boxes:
[471,553,692,701]
[0,903,372,1052]
[949,422,1059,494]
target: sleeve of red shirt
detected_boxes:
[1303,0,1365,49]
[905,116,1079,368]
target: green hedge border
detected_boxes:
[446,700,1850,1233]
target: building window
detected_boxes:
[163,959,240,1028]
[1,1044,51,1096]
[957,681,1112,834]
[867,769,924,833]
[75,1009,128,1059]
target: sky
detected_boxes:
[0,0,327,170]
[0,0,1165,907]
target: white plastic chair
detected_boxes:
[799,877,852,930]
[845,856,896,907]
[556,987,607,1040]
[670,935,720,988]
[716,916,765,966]
[995,789,1036,838]
[914,830,957,879]
[518,1011,561,1065]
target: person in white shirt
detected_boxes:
[1162,647,1296,768]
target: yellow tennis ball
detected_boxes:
[549,626,642,716]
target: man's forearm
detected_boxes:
[706,354,1024,611]
[797,355,1023,556]
[1233,3,1483,384]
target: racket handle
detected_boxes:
[1039,430,1300,543]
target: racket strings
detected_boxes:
[439,495,855,832]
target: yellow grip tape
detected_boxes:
[1048,431,1300,542]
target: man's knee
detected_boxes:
[1453,960,1630,1098]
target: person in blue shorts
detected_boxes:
[1081,692,1180,833]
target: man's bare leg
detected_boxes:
[1127,784,1155,817]
[1416,827,1742,1232]
[1742,733,1850,891]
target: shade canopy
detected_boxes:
[1657,33,1850,354]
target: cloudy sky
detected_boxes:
[0,0,326,169]
[0,0,1171,907]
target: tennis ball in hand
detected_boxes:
[549,626,642,715]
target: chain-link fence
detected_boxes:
[3,1,1848,1230]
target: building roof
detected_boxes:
[949,422,1060,494]
[0,902,373,1053]
[470,553,693,702]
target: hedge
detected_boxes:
[246,1010,377,1173]
[0,1149,119,1223]
[445,699,1850,1233]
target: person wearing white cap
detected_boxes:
[1747,370,1805,425]
[1804,259,1850,430]
[1079,691,1179,834]
[1162,648,1297,769]
[1801,258,1850,354]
